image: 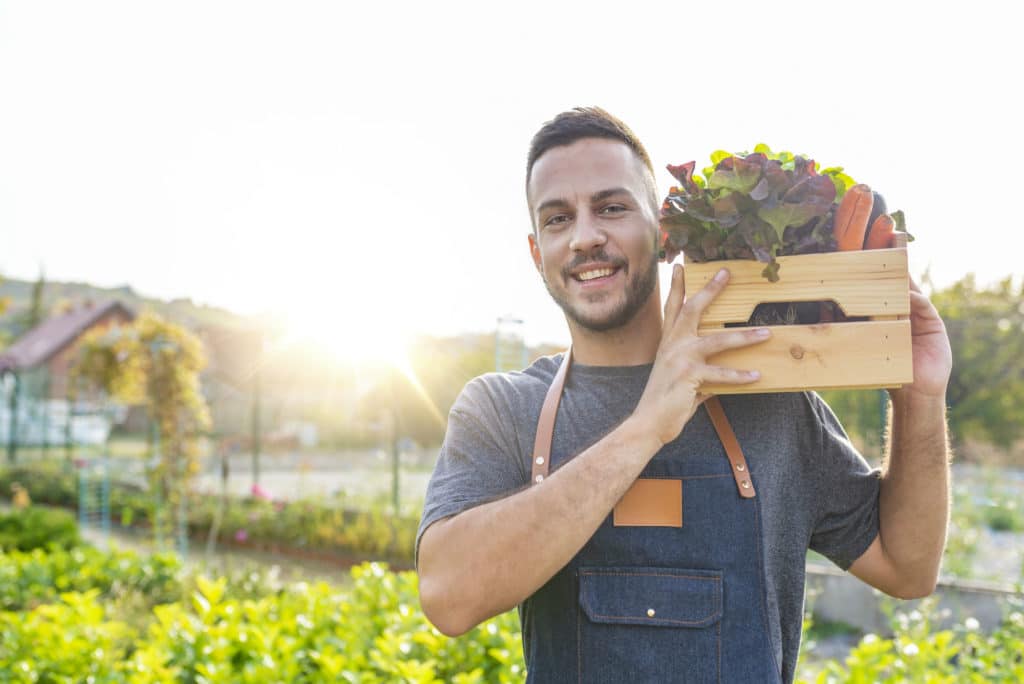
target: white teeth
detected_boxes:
[577,268,614,281]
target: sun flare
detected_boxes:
[278,306,414,370]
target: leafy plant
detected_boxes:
[0,545,181,612]
[73,309,212,548]
[0,560,525,683]
[659,144,909,282]
[798,599,1024,682]
[0,506,80,552]
[0,464,419,563]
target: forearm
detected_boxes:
[878,390,951,592]
[418,414,662,636]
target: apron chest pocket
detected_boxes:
[578,567,723,683]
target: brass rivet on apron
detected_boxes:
[535,474,544,483]
[735,463,745,472]
[647,608,656,617]
[741,480,751,489]
[535,456,545,465]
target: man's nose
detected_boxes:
[568,212,607,253]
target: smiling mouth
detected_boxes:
[574,267,618,282]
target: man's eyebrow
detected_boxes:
[535,197,571,216]
[535,188,635,217]
[591,187,634,203]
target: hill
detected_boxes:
[0,275,254,345]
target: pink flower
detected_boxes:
[250,483,272,501]
[234,529,249,543]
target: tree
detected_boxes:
[21,269,46,332]
[72,310,211,548]
[817,388,888,461]
[931,275,1024,450]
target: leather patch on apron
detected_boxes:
[613,478,682,527]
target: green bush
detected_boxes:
[0,506,80,552]
[0,560,524,683]
[0,463,419,563]
[0,462,79,507]
[799,599,1024,683]
[0,589,137,683]
[0,545,181,612]
[982,502,1024,533]
[10,543,1024,683]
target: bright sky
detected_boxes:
[1,1,1020,354]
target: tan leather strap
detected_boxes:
[704,396,756,498]
[531,348,572,484]
[530,350,755,499]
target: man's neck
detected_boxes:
[565,297,663,367]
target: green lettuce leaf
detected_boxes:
[659,146,910,281]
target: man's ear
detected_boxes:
[528,232,543,276]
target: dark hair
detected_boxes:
[526,106,655,188]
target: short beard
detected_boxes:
[544,248,658,333]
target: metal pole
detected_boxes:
[176,448,187,559]
[252,360,261,487]
[100,453,111,546]
[5,371,19,465]
[251,331,262,488]
[390,369,400,515]
[41,374,51,460]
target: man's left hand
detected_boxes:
[889,278,952,402]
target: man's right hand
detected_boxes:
[633,264,772,447]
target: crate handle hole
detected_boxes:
[728,300,850,327]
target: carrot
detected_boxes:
[833,184,874,251]
[864,213,896,249]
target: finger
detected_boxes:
[699,364,762,384]
[697,327,772,356]
[663,263,685,332]
[676,268,730,332]
[908,277,923,294]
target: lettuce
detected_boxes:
[660,145,864,281]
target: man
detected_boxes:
[416,107,952,682]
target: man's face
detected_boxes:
[527,138,659,333]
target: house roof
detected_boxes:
[0,301,134,373]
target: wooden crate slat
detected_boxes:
[684,248,910,326]
[696,320,913,394]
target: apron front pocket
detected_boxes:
[577,566,722,684]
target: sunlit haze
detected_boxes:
[1,1,1019,351]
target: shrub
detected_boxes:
[0,506,80,552]
[0,545,181,612]
[0,560,524,682]
[0,463,419,563]
[801,599,1024,682]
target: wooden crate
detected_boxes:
[683,239,912,394]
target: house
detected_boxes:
[0,300,134,446]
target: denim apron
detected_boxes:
[523,350,780,683]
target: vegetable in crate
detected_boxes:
[658,145,912,283]
[659,145,912,325]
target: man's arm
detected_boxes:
[418,415,662,636]
[848,279,953,598]
[418,265,771,636]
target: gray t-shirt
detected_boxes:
[416,353,880,683]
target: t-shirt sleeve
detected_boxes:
[415,376,528,569]
[805,392,882,571]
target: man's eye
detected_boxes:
[544,214,570,228]
[601,204,627,214]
